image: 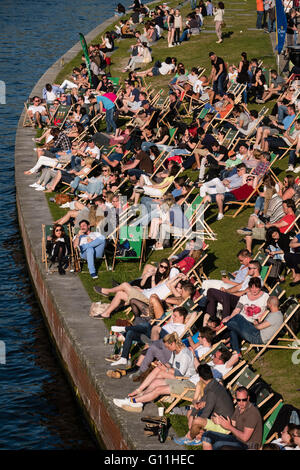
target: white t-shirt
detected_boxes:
[207,360,232,381]
[46,91,56,102]
[237,292,269,323]
[77,231,104,245]
[28,104,46,114]
[159,62,175,75]
[85,145,101,160]
[194,344,211,360]
[162,322,186,336]
[193,79,204,94]
[168,347,195,377]
[143,267,179,300]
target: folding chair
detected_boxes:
[226,363,260,396]
[71,225,109,272]
[111,224,147,271]
[51,103,73,129]
[41,223,73,273]
[23,100,36,128]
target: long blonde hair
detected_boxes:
[163,332,183,349]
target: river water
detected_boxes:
[0,0,130,450]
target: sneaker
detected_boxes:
[237,227,253,235]
[287,165,295,172]
[122,402,143,412]
[217,213,224,220]
[113,397,131,408]
[111,357,128,367]
[111,326,126,333]
[294,166,300,173]
[35,185,46,191]
[216,39,223,43]
[29,182,40,188]
[91,273,98,280]
[168,44,174,48]
[60,202,71,208]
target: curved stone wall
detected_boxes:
[15,15,177,451]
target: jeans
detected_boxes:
[190,0,197,9]
[122,321,152,359]
[226,314,263,353]
[179,29,190,43]
[202,430,249,450]
[106,107,116,133]
[277,105,288,124]
[79,236,106,275]
[213,72,227,96]
[206,288,239,319]
[254,195,264,213]
[256,11,264,29]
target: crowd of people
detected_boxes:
[23,1,300,450]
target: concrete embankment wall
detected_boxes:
[15,16,177,450]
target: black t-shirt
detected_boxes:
[212,56,226,75]
[201,133,218,152]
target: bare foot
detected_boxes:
[24,170,33,175]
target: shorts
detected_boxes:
[127,286,150,305]
[152,66,160,76]
[164,378,196,396]
[251,226,266,240]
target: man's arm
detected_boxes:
[216,415,255,443]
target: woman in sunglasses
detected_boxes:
[46,224,70,275]
[92,259,180,319]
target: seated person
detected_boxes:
[203,262,262,323]
[73,219,106,279]
[201,249,252,296]
[27,96,50,128]
[224,294,281,355]
[285,233,300,287]
[241,198,296,254]
[91,264,181,318]
[110,306,190,369]
[113,332,197,412]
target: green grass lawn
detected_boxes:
[47,0,300,428]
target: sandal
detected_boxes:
[128,388,142,397]
[105,354,121,362]
[91,313,110,319]
[106,369,127,379]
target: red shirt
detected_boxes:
[279,214,295,233]
[230,184,256,201]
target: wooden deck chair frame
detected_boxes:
[51,103,73,129]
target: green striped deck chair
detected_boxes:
[71,225,109,272]
[112,224,146,271]
[51,104,72,129]
[262,400,284,444]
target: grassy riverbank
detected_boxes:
[48,0,300,418]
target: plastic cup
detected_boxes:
[158,407,164,417]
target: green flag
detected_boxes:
[79,32,92,85]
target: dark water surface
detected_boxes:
[0,0,130,450]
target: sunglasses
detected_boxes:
[160,265,168,269]
[236,398,248,402]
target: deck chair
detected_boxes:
[23,101,36,127]
[51,103,73,129]
[244,298,300,365]
[226,363,260,396]
[262,400,284,444]
[71,225,109,272]
[111,224,146,271]
[224,176,263,218]
[41,223,74,273]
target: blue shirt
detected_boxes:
[283,114,295,130]
[97,95,115,110]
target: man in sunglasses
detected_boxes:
[202,386,263,450]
